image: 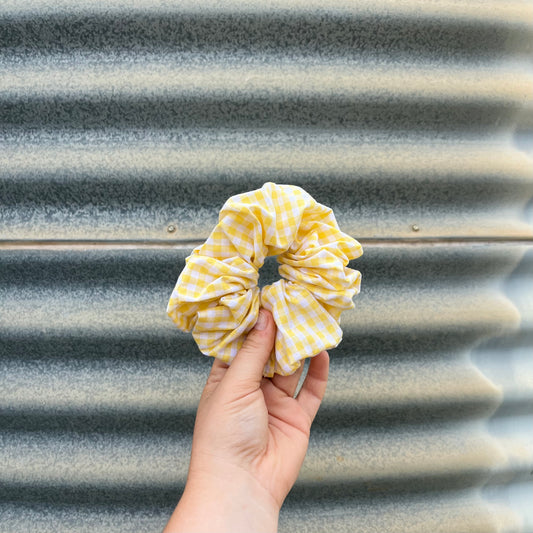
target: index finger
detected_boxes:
[296,351,329,424]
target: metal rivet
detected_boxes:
[167,224,176,233]
[411,224,420,232]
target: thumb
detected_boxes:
[224,309,276,388]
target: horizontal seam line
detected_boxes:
[1,237,533,250]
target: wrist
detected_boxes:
[165,466,280,533]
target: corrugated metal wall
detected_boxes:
[1,2,532,532]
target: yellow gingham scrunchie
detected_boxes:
[167,182,363,376]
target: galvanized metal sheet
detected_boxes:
[1,244,532,532]
[1,2,532,533]
[1,3,532,241]
[2,139,532,241]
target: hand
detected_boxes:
[163,308,329,533]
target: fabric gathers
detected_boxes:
[167,182,363,376]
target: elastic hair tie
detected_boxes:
[167,182,363,376]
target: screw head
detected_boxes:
[411,224,420,232]
[167,224,176,233]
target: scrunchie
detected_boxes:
[167,182,363,376]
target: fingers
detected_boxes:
[209,358,230,381]
[202,358,230,398]
[271,362,305,398]
[296,351,329,424]
[224,309,276,390]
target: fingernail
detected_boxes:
[254,309,268,331]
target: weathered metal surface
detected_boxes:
[1,2,532,533]
[1,3,532,241]
[1,245,532,532]
[1,139,532,241]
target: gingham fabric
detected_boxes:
[167,182,363,376]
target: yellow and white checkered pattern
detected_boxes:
[167,182,363,376]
